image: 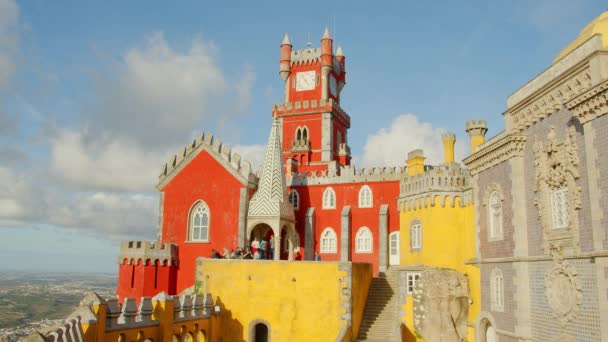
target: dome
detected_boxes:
[553,11,608,64]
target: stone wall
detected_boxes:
[480,263,516,333]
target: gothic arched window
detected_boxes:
[488,190,503,240]
[358,185,373,208]
[490,268,504,312]
[323,187,336,209]
[189,201,210,242]
[320,228,337,253]
[355,227,373,253]
[289,189,299,210]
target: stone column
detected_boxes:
[155,192,165,241]
[288,226,295,261]
[321,112,333,161]
[341,206,351,261]
[273,224,281,261]
[237,188,249,248]
[305,208,315,260]
[378,204,389,273]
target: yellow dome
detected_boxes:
[553,11,608,64]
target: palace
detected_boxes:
[29,11,608,342]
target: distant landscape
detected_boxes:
[0,271,116,341]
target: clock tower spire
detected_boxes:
[272,28,350,174]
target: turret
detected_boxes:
[442,133,456,163]
[336,45,346,92]
[321,28,333,101]
[407,149,426,176]
[279,33,292,81]
[465,120,488,154]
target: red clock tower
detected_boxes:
[273,28,351,174]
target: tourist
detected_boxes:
[251,239,259,254]
[243,247,253,259]
[253,249,260,260]
[269,236,275,260]
[211,249,221,259]
[314,251,321,261]
[260,238,268,260]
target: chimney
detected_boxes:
[442,133,456,163]
[466,120,488,154]
[407,149,426,176]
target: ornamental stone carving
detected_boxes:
[412,268,471,342]
[544,246,582,327]
[533,126,582,254]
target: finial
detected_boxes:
[307,32,311,47]
[336,46,344,56]
[282,32,291,45]
[322,26,331,39]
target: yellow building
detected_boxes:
[397,125,486,342]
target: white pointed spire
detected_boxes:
[336,45,344,56]
[282,32,291,45]
[247,118,294,218]
[322,27,331,39]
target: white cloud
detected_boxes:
[360,114,468,167]
[0,0,18,89]
[50,129,170,192]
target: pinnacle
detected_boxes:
[322,26,331,39]
[282,32,291,45]
[336,45,344,56]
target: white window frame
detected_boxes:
[322,187,336,209]
[358,185,373,208]
[410,221,422,251]
[490,268,504,312]
[283,231,301,252]
[355,227,373,253]
[320,228,337,253]
[551,187,569,229]
[188,200,210,242]
[488,190,503,241]
[289,189,299,210]
[406,272,420,295]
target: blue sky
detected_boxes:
[0,0,606,273]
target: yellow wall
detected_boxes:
[197,259,372,342]
[399,195,480,342]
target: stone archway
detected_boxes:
[475,312,498,342]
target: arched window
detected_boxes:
[289,189,299,210]
[296,127,302,141]
[487,185,503,241]
[302,127,308,140]
[410,220,422,251]
[490,268,504,312]
[322,187,336,209]
[551,187,569,229]
[488,191,503,240]
[320,228,337,253]
[189,201,210,242]
[283,231,301,252]
[355,227,373,253]
[358,185,373,208]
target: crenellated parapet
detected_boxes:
[287,164,406,186]
[398,163,473,211]
[157,131,258,191]
[290,47,321,65]
[272,98,351,128]
[118,241,178,266]
[29,291,220,342]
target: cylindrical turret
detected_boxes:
[279,33,292,81]
[442,133,456,163]
[336,45,346,92]
[466,120,488,154]
[321,27,333,67]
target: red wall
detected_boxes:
[160,150,246,293]
[116,259,176,305]
[290,180,400,275]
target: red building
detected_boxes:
[116,29,403,303]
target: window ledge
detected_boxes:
[184,240,211,244]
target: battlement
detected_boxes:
[287,164,406,186]
[272,98,351,127]
[157,131,258,190]
[465,120,488,135]
[291,47,321,65]
[118,241,178,266]
[29,291,220,342]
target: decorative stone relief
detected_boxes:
[533,126,582,254]
[412,268,471,342]
[544,246,582,327]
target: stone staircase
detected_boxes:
[357,268,400,342]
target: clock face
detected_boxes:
[329,75,337,96]
[295,71,316,91]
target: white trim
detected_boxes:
[488,190,504,241]
[322,187,336,209]
[358,185,373,208]
[406,272,420,295]
[355,227,373,253]
[320,227,337,253]
[410,221,422,251]
[490,268,504,312]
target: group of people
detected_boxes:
[209,235,321,261]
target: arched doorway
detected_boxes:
[254,323,269,342]
[480,319,496,342]
[249,224,272,259]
